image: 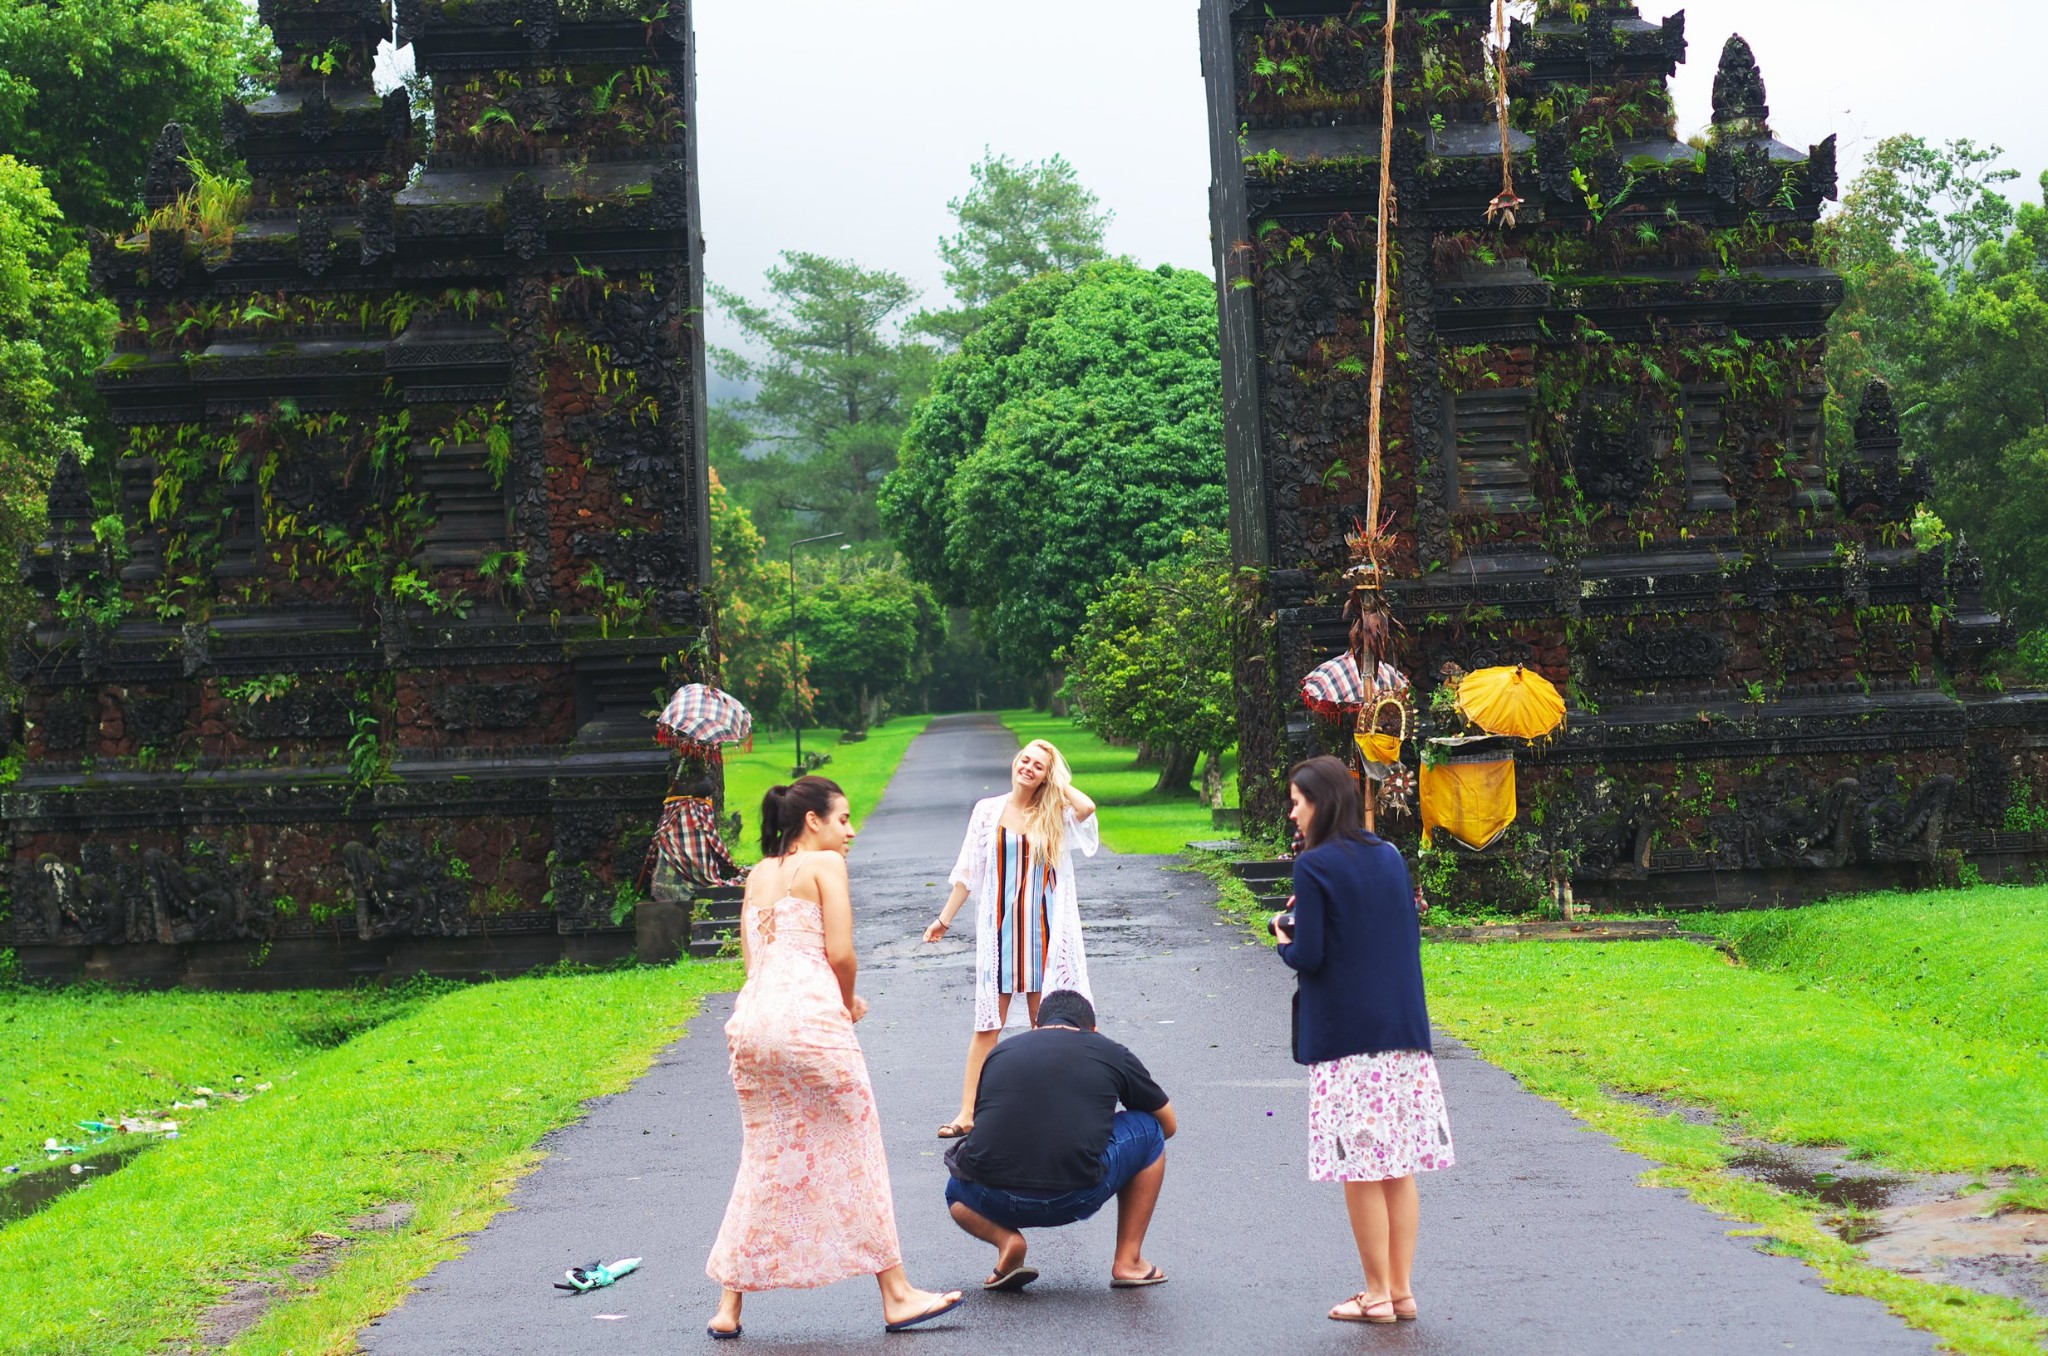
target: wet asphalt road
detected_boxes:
[359,714,1931,1355]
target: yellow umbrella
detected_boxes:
[1455,665,1567,741]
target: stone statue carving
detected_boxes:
[143,846,266,944]
[501,173,548,261]
[343,836,473,941]
[1711,35,1770,136]
[143,123,194,211]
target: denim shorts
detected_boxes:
[944,1110,1165,1230]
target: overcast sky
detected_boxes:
[687,0,2046,351]
[386,2,2048,354]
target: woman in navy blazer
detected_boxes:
[1273,756,1455,1325]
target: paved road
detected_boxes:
[360,714,1931,1354]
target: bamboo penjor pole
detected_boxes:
[1364,0,1398,533]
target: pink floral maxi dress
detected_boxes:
[706,894,902,1290]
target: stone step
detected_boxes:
[698,895,743,922]
[688,915,737,959]
[684,886,748,957]
[1229,858,1295,884]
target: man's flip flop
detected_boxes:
[1111,1266,1168,1288]
[935,1123,970,1139]
[983,1266,1038,1292]
[884,1292,966,1332]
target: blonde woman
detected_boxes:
[922,739,1099,1138]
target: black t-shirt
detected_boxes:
[946,1027,1170,1193]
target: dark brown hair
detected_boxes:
[1289,755,1369,850]
[760,776,847,857]
[1035,990,1097,1030]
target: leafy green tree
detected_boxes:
[1826,137,2020,286]
[1913,192,2048,633]
[797,556,943,733]
[920,608,1032,712]
[710,253,935,546]
[708,467,805,726]
[1820,140,2048,637]
[709,473,941,733]
[0,156,119,682]
[881,260,1227,678]
[1061,533,1236,799]
[911,151,1112,346]
[0,0,271,230]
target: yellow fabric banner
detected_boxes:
[1354,730,1403,766]
[1419,759,1517,850]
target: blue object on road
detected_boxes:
[554,1257,642,1293]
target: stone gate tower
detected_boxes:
[4,0,714,981]
[1201,0,2048,904]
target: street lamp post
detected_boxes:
[788,532,845,777]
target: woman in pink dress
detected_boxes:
[705,776,964,1339]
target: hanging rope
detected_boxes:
[1363,0,1399,538]
[1485,0,1523,227]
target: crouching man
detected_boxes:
[943,989,1175,1291]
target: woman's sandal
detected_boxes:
[1329,1293,1397,1324]
[706,1321,742,1340]
[884,1292,966,1332]
[1392,1294,1418,1321]
[935,1122,971,1139]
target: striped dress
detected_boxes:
[949,796,1099,1032]
[993,827,1054,995]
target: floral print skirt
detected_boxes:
[1307,1049,1455,1182]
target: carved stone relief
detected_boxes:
[343,836,473,941]
[1595,628,1727,681]
[434,682,543,732]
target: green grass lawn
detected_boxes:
[1703,884,2048,1056]
[1427,940,2048,1175]
[1424,908,2048,1356]
[722,715,933,865]
[0,985,419,1172]
[1,961,740,1355]
[997,710,1233,855]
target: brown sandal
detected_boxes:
[1392,1294,1418,1321]
[936,1122,971,1139]
[1330,1293,1396,1324]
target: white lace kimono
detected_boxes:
[948,794,1100,1032]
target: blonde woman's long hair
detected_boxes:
[1017,739,1074,864]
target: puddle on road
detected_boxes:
[1726,1147,1905,1219]
[1709,1136,2048,1318]
[0,1143,153,1227]
[1596,1089,2048,1317]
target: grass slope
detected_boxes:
[722,716,933,864]
[1427,938,2048,1355]
[2,961,740,1355]
[0,986,418,1171]
[997,710,1232,855]
[1427,941,2048,1172]
[1705,885,2048,1055]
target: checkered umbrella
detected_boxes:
[1301,654,1408,720]
[655,683,752,754]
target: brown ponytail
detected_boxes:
[760,776,846,857]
